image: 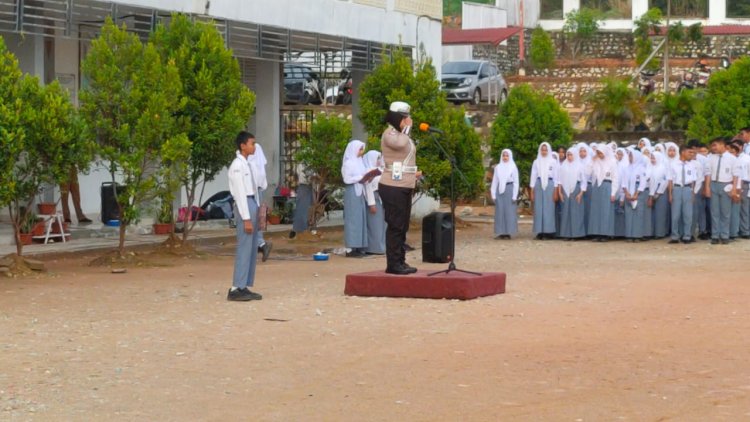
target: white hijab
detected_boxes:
[626,148,645,194]
[665,142,680,164]
[638,137,652,150]
[492,149,519,200]
[363,150,383,187]
[534,142,555,189]
[248,143,268,190]
[592,146,615,186]
[341,140,367,196]
[649,151,669,194]
[559,148,583,196]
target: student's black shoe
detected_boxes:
[720,239,730,244]
[260,241,272,262]
[346,250,366,258]
[710,239,719,245]
[242,288,263,300]
[698,233,710,240]
[681,238,694,244]
[741,235,750,240]
[227,288,255,301]
[385,265,413,275]
[289,230,296,239]
[668,239,680,244]
[535,234,543,240]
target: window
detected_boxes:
[649,0,707,18]
[541,0,564,19]
[580,0,632,19]
[728,0,750,17]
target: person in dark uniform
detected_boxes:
[378,101,422,275]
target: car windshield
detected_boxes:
[442,62,480,75]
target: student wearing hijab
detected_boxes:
[577,143,594,233]
[649,152,671,238]
[248,143,273,261]
[728,141,743,239]
[640,146,655,238]
[665,142,680,164]
[588,146,619,241]
[624,148,647,242]
[530,142,557,239]
[290,162,313,239]
[363,150,386,254]
[341,140,370,257]
[614,147,629,238]
[551,151,563,235]
[557,148,587,239]
[668,145,698,243]
[491,149,519,239]
[737,140,750,239]
[638,137,652,150]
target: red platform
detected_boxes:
[344,270,506,300]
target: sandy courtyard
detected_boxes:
[2,217,750,421]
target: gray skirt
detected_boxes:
[494,183,518,236]
[343,184,368,249]
[292,183,313,232]
[559,184,586,238]
[533,179,556,235]
[366,190,386,254]
[587,180,614,236]
[625,189,647,238]
[642,188,653,237]
[652,192,670,238]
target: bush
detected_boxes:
[529,27,556,70]
[648,89,700,131]
[562,8,602,59]
[585,77,645,131]
[687,57,750,142]
[490,84,573,188]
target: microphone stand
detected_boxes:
[424,131,482,277]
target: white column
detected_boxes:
[253,60,282,204]
[351,69,367,142]
[709,0,727,24]
[632,0,650,21]
[563,0,579,15]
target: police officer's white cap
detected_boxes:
[389,101,410,114]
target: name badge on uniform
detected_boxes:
[687,170,692,176]
[548,166,553,172]
[724,167,730,174]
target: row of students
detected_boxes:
[491,132,750,243]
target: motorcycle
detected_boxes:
[694,60,711,89]
[334,69,352,105]
[677,70,696,92]
[638,70,657,96]
[301,72,323,105]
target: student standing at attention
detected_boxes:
[668,145,697,244]
[705,137,738,244]
[530,142,558,240]
[490,149,519,239]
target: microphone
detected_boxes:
[418,123,444,134]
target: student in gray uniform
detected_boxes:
[705,137,739,244]
[577,143,593,233]
[530,142,558,240]
[614,148,629,238]
[648,152,671,238]
[624,148,647,242]
[290,163,313,238]
[688,140,710,239]
[490,149,519,239]
[557,147,587,240]
[587,145,619,241]
[341,140,370,257]
[736,139,750,239]
[668,145,698,244]
[363,150,386,254]
[249,143,272,261]
[728,141,744,239]
[641,146,654,238]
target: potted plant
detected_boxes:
[18,213,38,245]
[153,200,174,235]
[267,209,282,225]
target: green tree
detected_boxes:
[634,7,663,71]
[151,14,255,242]
[0,36,24,220]
[490,84,573,189]
[687,57,750,142]
[80,18,190,256]
[295,113,352,229]
[529,26,556,70]
[358,49,484,200]
[586,77,645,131]
[562,8,602,59]
[648,89,700,130]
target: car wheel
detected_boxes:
[472,88,481,105]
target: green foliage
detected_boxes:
[151,14,255,239]
[529,27,556,70]
[296,113,353,188]
[562,8,602,59]
[586,77,645,131]
[0,36,24,210]
[443,0,494,17]
[687,57,750,142]
[358,49,484,200]
[648,89,700,130]
[634,8,664,71]
[80,18,189,254]
[490,84,573,188]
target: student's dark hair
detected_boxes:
[686,139,702,149]
[235,131,255,150]
[710,136,727,145]
[728,143,741,153]
[384,111,406,130]
[740,126,750,132]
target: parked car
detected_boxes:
[441,60,507,105]
[283,64,323,105]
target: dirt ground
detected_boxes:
[2,213,750,421]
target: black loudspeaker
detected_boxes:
[422,212,453,263]
[101,182,125,222]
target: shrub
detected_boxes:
[529,27,556,70]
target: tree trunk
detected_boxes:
[118,223,126,257]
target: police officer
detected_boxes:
[379,101,422,275]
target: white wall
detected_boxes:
[442,45,473,63]
[463,3,508,29]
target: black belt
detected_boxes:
[506,182,514,185]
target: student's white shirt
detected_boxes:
[529,158,558,189]
[737,153,750,183]
[228,151,258,221]
[689,159,704,194]
[705,152,737,183]
[668,160,698,187]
